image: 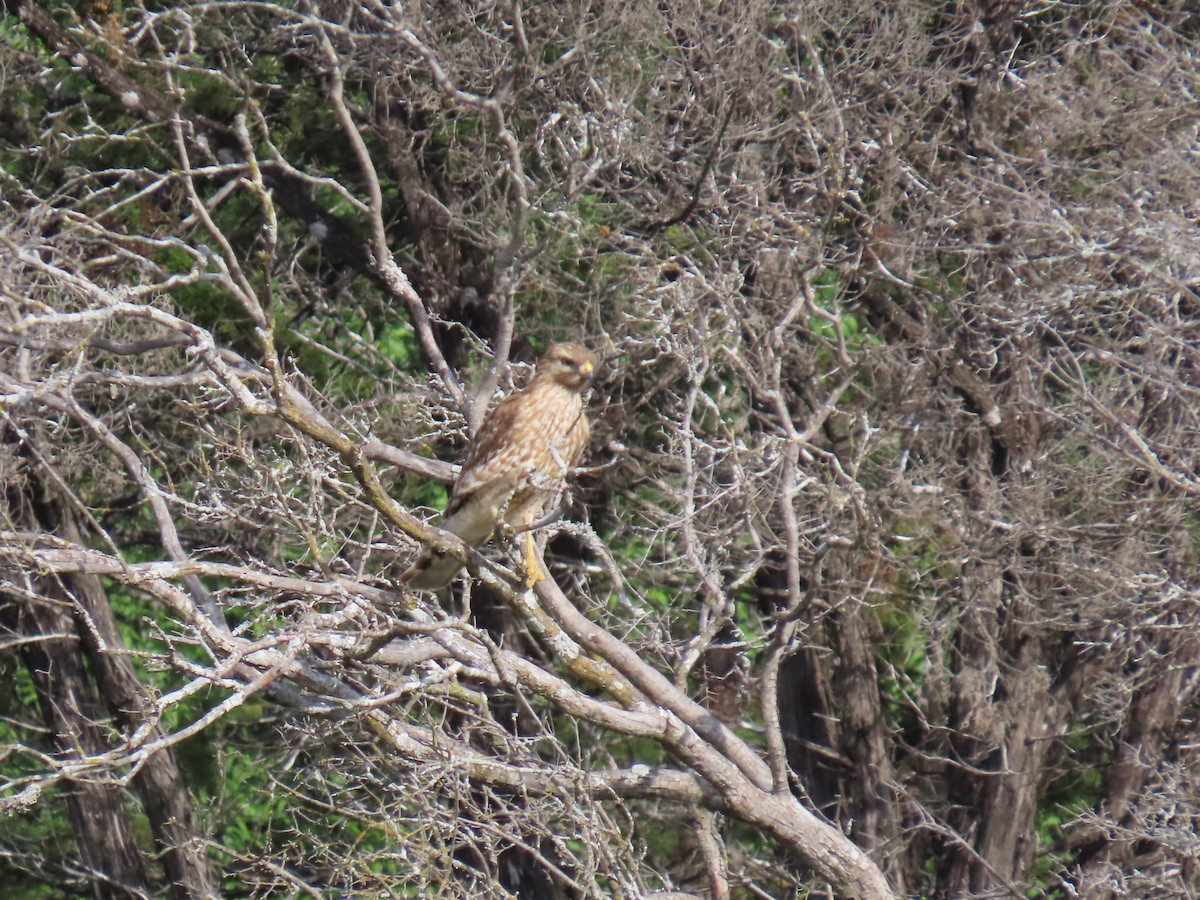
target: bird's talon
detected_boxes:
[523,532,544,586]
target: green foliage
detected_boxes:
[1027,746,1105,893]
[4,0,1198,894]
[173,281,253,346]
[874,601,928,724]
[0,788,82,899]
[376,325,419,368]
[205,726,297,879]
[639,815,680,862]
[176,68,241,123]
[807,268,882,356]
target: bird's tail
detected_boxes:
[401,547,462,591]
[400,501,497,591]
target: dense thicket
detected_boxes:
[2,1,1198,897]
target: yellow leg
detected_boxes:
[524,532,544,587]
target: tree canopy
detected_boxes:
[2,0,1199,897]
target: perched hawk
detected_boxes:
[402,342,597,590]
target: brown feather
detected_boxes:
[402,343,596,590]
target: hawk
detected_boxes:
[402,342,597,590]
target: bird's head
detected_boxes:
[537,342,597,391]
